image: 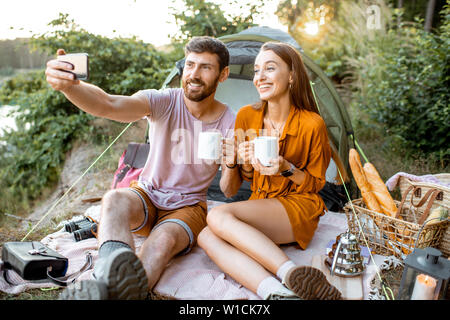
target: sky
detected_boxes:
[0,0,287,46]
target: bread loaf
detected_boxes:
[349,149,410,254]
[349,148,382,212]
[363,162,398,217]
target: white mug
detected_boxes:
[198,131,222,160]
[252,136,278,167]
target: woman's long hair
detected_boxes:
[253,42,320,115]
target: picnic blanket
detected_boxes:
[0,201,384,299]
[385,172,450,191]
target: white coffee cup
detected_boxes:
[198,131,222,160]
[252,136,278,167]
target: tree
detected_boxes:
[425,0,437,31]
[388,0,447,30]
[169,0,263,50]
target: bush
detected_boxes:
[0,14,171,215]
[352,4,450,161]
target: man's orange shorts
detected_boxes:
[128,182,207,254]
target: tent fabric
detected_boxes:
[221,26,303,52]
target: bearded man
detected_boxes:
[45,37,237,300]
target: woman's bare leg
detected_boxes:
[198,226,272,293]
[200,198,342,300]
[205,198,295,274]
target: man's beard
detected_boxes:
[182,77,219,102]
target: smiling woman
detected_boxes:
[197,41,341,301]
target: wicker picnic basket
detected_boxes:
[397,174,450,257]
[344,174,450,259]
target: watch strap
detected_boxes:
[281,162,295,177]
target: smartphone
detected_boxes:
[57,53,89,81]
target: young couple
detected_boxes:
[45,36,341,300]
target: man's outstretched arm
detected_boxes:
[46,49,149,123]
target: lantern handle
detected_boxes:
[330,238,343,276]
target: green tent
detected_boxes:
[162,27,354,210]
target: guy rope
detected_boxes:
[311,81,395,300]
[21,122,134,242]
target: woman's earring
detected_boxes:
[289,82,292,90]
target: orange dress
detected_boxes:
[235,105,331,249]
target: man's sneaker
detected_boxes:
[59,248,148,300]
[284,266,342,300]
[266,288,303,300]
[59,280,108,300]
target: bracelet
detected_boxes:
[225,163,237,169]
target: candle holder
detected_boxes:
[397,247,450,300]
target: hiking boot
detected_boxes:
[284,266,342,300]
[59,248,148,300]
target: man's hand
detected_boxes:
[222,137,237,167]
[45,49,80,91]
[237,141,254,165]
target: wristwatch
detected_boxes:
[281,162,296,177]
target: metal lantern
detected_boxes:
[397,247,450,300]
[326,231,365,277]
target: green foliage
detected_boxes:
[352,4,450,161]
[277,0,448,162]
[0,13,171,214]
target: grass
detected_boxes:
[0,289,62,300]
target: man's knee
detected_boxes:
[103,189,129,205]
[101,189,140,216]
[151,223,188,255]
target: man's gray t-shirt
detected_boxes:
[135,88,236,210]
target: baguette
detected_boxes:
[349,148,382,212]
[349,149,411,254]
[363,162,398,217]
